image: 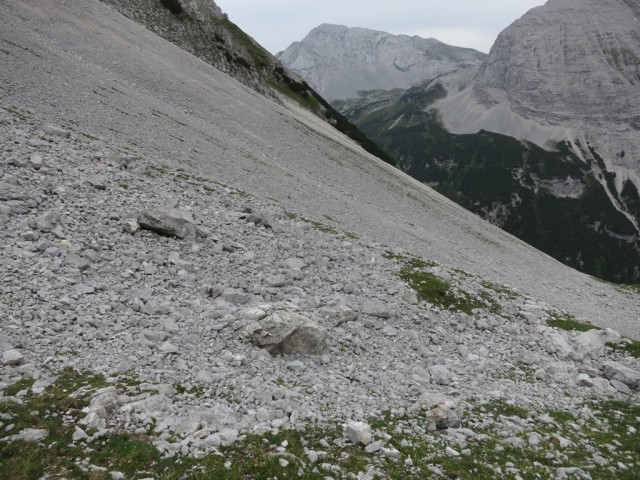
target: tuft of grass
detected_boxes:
[476,399,530,420]
[480,280,520,301]
[608,341,640,359]
[3,378,35,398]
[397,258,492,314]
[547,311,600,332]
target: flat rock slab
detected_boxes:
[138,208,197,239]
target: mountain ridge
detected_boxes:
[277,23,486,101]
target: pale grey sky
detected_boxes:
[215,0,546,54]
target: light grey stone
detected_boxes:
[8,428,48,442]
[2,349,24,366]
[365,440,384,453]
[30,153,43,169]
[42,124,70,138]
[575,328,622,352]
[222,288,251,305]
[35,211,61,232]
[122,218,139,234]
[73,426,90,442]
[361,299,393,319]
[381,447,401,460]
[245,306,327,355]
[344,420,372,445]
[159,342,179,354]
[602,361,640,390]
[425,405,461,430]
[138,208,197,239]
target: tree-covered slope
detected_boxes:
[336,84,640,283]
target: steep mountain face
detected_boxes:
[100,0,395,165]
[277,24,486,101]
[287,2,640,283]
[438,0,640,232]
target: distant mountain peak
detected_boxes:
[278,24,486,101]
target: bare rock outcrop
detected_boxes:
[278,24,485,101]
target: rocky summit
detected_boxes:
[1,0,640,478]
[437,0,640,241]
[277,24,486,101]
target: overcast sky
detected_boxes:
[215,0,546,54]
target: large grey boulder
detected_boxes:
[344,420,372,445]
[575,328,622,353]
[138,208,197,239]
[416,392,461,430]
[2,349,24,366]
[244,305,327,355]
[0,180,29,201]
[601,361,640,391]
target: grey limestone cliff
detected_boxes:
[278,23,486,101]
[438,0,640,229]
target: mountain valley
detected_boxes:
[281,0,640,284]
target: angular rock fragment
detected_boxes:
[361,298,393,319]
[2,349,24,366]
[345,420,372,445]
[35,211,61,232]
[245,211,274,228]
[138,208,197,239]
[122,218,139,234]
[601,361,640,391]
[575,328,622,352]
[418,392,461,430]
[0,181,28,201]
[245,305,327,355]
[3,428,48,443]
[425,405,461,430]
[222,288,251,305]
[42,124,70,138]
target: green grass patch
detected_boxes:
[480,280,520,301]
[547,310,600,332]
[608,341,640,359]
[476,399,530,419]
[396,257,497,314]
[4,370,639,479]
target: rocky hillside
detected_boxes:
[1,0,640,478]
[100,0,395,165]
[277,24,485,101]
